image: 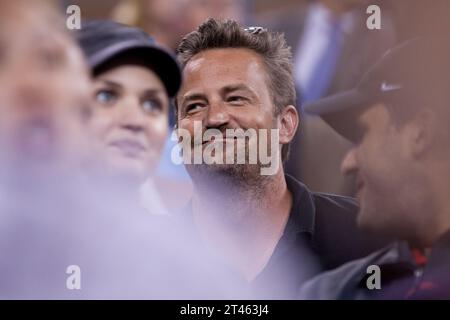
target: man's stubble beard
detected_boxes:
[186,141,270,192]
[186,160,275,226]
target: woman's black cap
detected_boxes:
[75,20,182,98]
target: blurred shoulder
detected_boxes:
[298,245,393,300]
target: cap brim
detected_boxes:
[303,89,369,116]
[303,89,371,142]
[88,40,181,97]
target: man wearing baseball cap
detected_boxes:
[299,37,450,299]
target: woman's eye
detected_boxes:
[95,90,116,105]
[142,99,163,114]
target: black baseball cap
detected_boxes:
[75,20,182,98]
[304,37,450,141]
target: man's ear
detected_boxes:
[278,105,299,145]
[406,109,434,159]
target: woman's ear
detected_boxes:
[278,105,299,145]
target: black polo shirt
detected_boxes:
[177,174,390,299]
[251,175,391,298]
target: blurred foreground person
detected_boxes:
[0,1,91,174]
[175,18,390,299]
[0,2,245,299]
[76,20,182,215]
[300,37,450,299]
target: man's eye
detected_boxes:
[227,96,247,104]
[186,103,205,113]
[351,126,366,145]
[142,99,163,114]
[95,90,117,105]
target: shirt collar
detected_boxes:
[282,174,316,238]
[178,174,317,249]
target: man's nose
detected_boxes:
[204,101,230,130]
[341,147,358,176]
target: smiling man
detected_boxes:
[175,18,389,298]
[299,37,450,299]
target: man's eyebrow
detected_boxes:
[221,84,254,95]
[180,92,207,105]
[179,84,257,106]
